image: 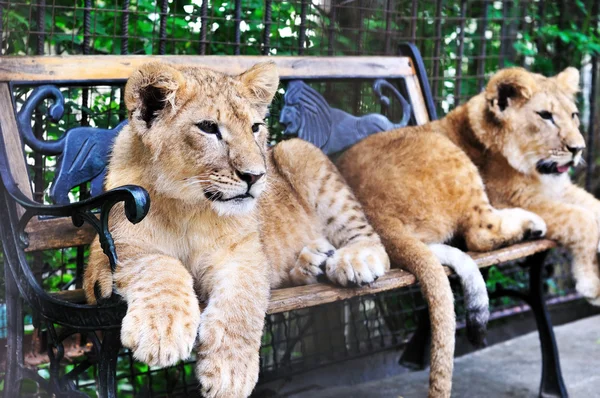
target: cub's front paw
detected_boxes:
[326,242,390,287]
[121,296,201,367]
[500,208,547,240]
[577,278,600,306]
[289,238,336,285]
[196,312,260,398]
[522,211,547,240]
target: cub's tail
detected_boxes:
[428,244,490,347]
[375,219,455,398]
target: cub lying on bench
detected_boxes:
[83,62,389,398]
[437,66,600,305]
[337,87,547,398]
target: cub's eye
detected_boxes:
[536,111,554,122]
[572,112,579,119]
[252,123,264,134]
[197,121,221,139]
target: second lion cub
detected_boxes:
[337,108,547,397]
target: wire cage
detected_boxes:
[0,0,599,396]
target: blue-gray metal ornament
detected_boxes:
[279,79,412,155]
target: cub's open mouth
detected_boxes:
[204,191,254,202]
[536,160,573,175]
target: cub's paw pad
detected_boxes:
[326,244,389,287]
[521,212,547,239]
[523,222,545,239]
[121,302,200,367]
[307,238,336,260]
[290,239,336,285]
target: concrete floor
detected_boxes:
[290,314,600,398]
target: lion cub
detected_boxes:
[337,104,547,397]
[438,66,600,305]
[83,62,388,397]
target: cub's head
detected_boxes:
[481,67,584,176]
[124,61,278,215]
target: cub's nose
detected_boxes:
[567,145,584,156]
[236,170,265,188]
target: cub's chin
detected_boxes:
[210,196,258,217]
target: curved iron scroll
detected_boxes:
[373,79,412,127]
[17,85,66,154]
[1,96,150,271]
[12,183,149,272]
[279,79,412,155]
[17,85,127,204]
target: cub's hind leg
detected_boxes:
[272,138,390,287]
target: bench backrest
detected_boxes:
[0,46,435,253]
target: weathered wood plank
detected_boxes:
[268,268,417,314]
[469,239,557,267]
[268,239,556,313]
[24,217,97,252]
[0,56,414,83]
[50,239,556,312]
[51,289,87,303]
[405,74,430,125]
[0,83,33,217]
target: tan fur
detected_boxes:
[438,66,600,306]
[83,62,388,397]
[337,104,547,397]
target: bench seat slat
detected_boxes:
[0,83,33,218]
[0,56,414,83]
[25,217,97,252]
[50,239,557,313]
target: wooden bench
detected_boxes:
[0,45,566,398]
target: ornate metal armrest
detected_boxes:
[11,185,150,272]
[0,84,149,308]
[0,108,150,274]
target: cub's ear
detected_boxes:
[238,62,279,109]
[485,67,537,115]
[555,67,580,96]
[125,62,187,129]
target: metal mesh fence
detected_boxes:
[1,0,599,396]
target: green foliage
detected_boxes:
[513,0,600,76]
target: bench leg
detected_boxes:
[527,252,569,398]
[399,308,431,370]
[97,330,121,398]
[4,261,23,397]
